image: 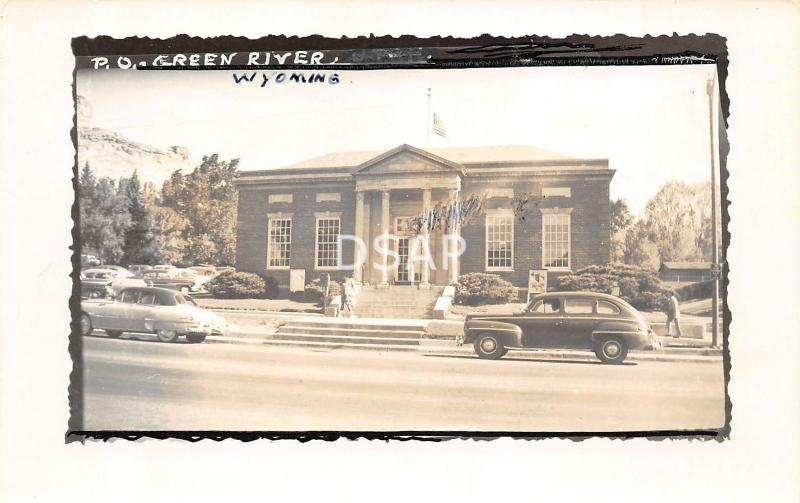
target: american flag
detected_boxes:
[431,113,448,138]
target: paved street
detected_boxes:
[81,334,726,432]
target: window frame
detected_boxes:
[485,210,514,272]
[315,216,341,271]
[266,217,292,270]
[541,211,571,271]
[563,297,595,314]
[596,299,621,315]
[529,297,562,314]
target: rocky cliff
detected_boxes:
[76,95,195,187]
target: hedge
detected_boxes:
[304,277,342,307]
[206,271,279,299]
[556,263,672,311]
[454,273,518,306]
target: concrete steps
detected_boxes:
[354,286,443,319]
[273,318,426,347]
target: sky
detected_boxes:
[78,63,720,215]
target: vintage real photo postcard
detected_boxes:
[69,35,729,440]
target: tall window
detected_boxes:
[267,218,292,269]
[486,213,514,270]
[315,217,340,269]
[542,213,570,269]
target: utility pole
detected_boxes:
[706,68,720,349]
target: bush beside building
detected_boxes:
[556,263,672,311]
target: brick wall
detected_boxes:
[235,174,611,291]
[459,176,611,289]
[235,183,357,289]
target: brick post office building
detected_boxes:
[234,144,614,293]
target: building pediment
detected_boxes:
[351,144,466,177]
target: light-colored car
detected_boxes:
[140,268,200,293]
[152,264,176,271]
[188,266,218,288]
[97,265,135,278]
[79,287,227,343]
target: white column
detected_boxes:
[379,189,391,287]
[354,191,365,284]
[448,189,460,284]
[420,188,432,288]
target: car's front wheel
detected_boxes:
[186,334,206,344]
[156,329,179,343]
[474,334,505,360]
[80,313,93,336]
[595,336,628,364]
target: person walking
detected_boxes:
[665,292,683,338]
[342,278,356,318]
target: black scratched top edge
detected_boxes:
[70,33,726,56]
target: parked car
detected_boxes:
[80,268,117,298]
[462,292,655,364]
[127,264,154,275]
[152,264,176,271]
[81,267,147,298]
[140,268,199,293]
[79,286,227,343]
[97,265,135,278]
[80,253,100,268]
[215,266,235,274]
[188,266,218,288]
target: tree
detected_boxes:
[78,164,131,263]
[610,198,634,263]
[120,171,161,265]
[147,205,189,265]
[642,181,711,262]
[159,154,239,265]
[623,220,661,270]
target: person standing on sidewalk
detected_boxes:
[665,292,683,338]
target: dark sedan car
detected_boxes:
[463,292,655,364]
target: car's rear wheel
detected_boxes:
[105,330,122,338]
[80,313,93,336]
[474,334,505,360]
[186,334,206,344]
[595,336,628,364]
[156,329,179,343]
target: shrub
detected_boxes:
[206,271,273,299]
[454,273,518,306]
[255,273,280,299]
[556,262,672,311]
[675,280,713,301]
[304,277,342,307]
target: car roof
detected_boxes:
[533,291,626,302]
[531,291,640,311]
[119,286,184,301]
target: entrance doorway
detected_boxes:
[395,217,421,284]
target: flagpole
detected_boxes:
[427,88,432,145]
